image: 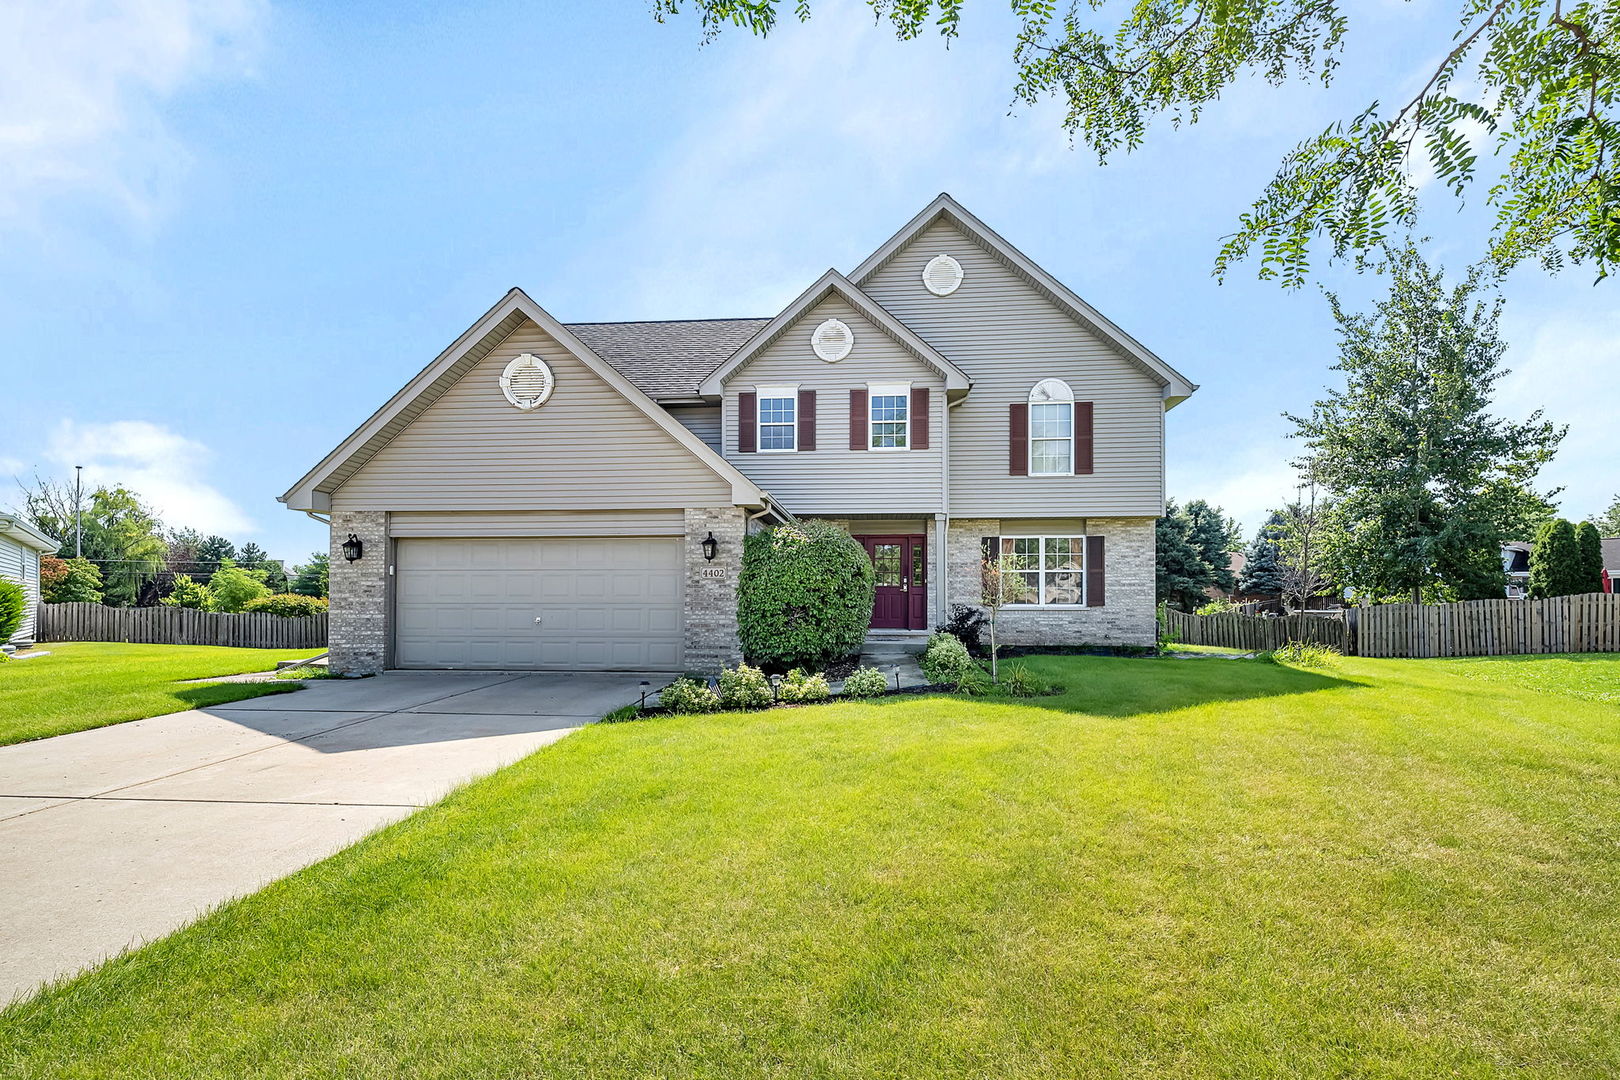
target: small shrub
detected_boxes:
[935,603,988,656]
[161,574,214,611]
[243,593,330,618]
[841,666,890,698]
[1000,662,1052,698]
[718,663,773,709]
[0,580,25,642]
[920,631,974,685]
[738,520,875,672]
[954,668,992,696]
[778,668,831,704]
[1195,597,1239,616]
[207,559,272,613]
[1263,640,1341,669]
[658,677,721,714]
[41,556,103,604]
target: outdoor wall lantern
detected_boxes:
[341,534,364,562]
[701,531,718,562]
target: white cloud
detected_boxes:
[0,0,264,227]
[46,419,254,536]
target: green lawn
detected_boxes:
[0,642,326,745]
[4,653,1620,1078]
[1434,651,1620,707]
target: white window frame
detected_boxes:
[1028,379,1075,477]
[868,381,911,452]
[995,534,1087,608]
[755,385,799,453]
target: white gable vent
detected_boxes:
[811,318,854,362]
[500,353,555,410]
[922,254,963,296]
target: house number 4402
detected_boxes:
[700,567,727,579]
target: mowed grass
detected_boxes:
[4,654,1620,1078]
[1434,651,1620,706]
[0,642,326,745]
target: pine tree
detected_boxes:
[1236,513,1287,597]
[1574,522,1605,594]
[1182,499,1241,595]
[1156,501,1217,612]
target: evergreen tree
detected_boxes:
[1528,519,1582,598]
[1236,512,1287,597]
[290,552,329,598]
[1182,499,1241,595]
[236,542,267,569]
[1574,521,1605,593]
[1156,501,1218,612]
[195,536,236,578]
[1290,247,1564,604]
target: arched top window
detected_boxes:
[1027,379,1075,475]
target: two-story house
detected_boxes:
[282,195,1197,675]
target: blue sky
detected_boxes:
[2,0,1613,565]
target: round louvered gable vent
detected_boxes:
[500,353,555,410]
[811,318,854,362]
[922,254,963,296]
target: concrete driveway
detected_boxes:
[0,670,653,1004]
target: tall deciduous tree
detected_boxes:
[1276,487,1342,612]
[1591,493,1620,536]
[658,1,1620,284]
[22,482,166,606]
[1290,246,1564,603]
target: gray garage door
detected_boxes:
[394,537,683,671]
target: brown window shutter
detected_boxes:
[797,389,816,451]
[849,389,869,450]
[738,391,756,453]
[1009,403,1028,476]
[1085,535,1105,607]
[911,387,930,450]
[1075,401,1094,475]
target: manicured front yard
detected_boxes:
[4,652,1619,1077]
[0,643,326,745]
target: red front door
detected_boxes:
[857,535,927,630]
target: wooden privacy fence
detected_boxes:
[1160,608,1347,652]
[1354,592,1620,659]
[38,603,327,650]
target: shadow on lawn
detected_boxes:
[1010,655,1366,718]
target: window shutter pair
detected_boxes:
[1008,401,1093,475]
[736,390,817,453]
[847,387,930,450]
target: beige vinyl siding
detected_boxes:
[332,320,732,511]
[722,295,945,515]
[1,539,41,646]
[668,404,722,453]
[862,220,1166,517]
[389,510,684,537]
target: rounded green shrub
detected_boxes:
[718,663,772,709]
[0,579,26,643]
[243,593,330,618]
[160,574,214,611]
[841,666,890,699]
[920,631,974,685]
[778,668,831,704]
[659,677,720,714]
[738,520,874,672]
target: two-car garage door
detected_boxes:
[394,537,683,671]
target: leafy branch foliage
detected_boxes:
[658,0,1620,284]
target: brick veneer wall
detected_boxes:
[684,506,747,672]
[946,516,1157,647]
[328,510,389,676]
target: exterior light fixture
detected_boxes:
[341,534,364,562]
[701,531,719,561]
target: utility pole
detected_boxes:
[74,465,83,558]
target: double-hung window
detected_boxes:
[1028,379,1074,476]
[869,383,909,450]
[996,535,1086,606]
[756,387,797,452]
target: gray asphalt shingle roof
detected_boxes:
[566,317,770,400]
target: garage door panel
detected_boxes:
[394,536,683,671]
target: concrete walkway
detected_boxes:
[0,670,653,1004]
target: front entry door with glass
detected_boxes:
[856,534,927,630]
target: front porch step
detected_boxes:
[862,631,930,656]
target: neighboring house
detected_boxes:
[1502,542,1531,598]
[283,195,1198,675]
[0,515,59,650]
[1604,538,1619,594]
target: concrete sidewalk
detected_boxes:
[0,670,652,1003]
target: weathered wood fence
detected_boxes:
[1160,608,1347,652]
[38,603,327,649]
[1353,592,1620,658]
[1163,593,1620,658]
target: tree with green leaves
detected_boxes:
[40,556,103,604]
[1156,499,1230,611]
[1183,499,1241,595]
[1236,512,1287,597]
[1290,245,1564,604]
[161,574,214,611]
[1574,520,1606,592]
[207,559,271,613]
[658,1,1620,285]
[1590,493,1620,536]
[22,481,166,606]
[290,552,329,598]
[195,536,236,577]
[1528,518,1584,597]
